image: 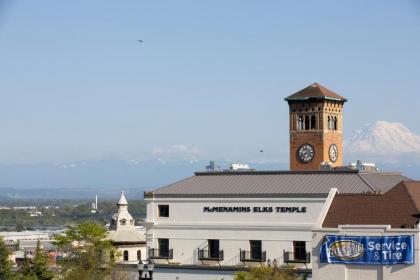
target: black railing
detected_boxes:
[283,251,311,263]
[148,248,173,259]
[198,249,224,261]
[240,250,267,262]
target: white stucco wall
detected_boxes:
[312,225,420,280]
[145,195,331,269]
[115,245,147,262]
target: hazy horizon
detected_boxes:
[1,1,420,166]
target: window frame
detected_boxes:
[158,204,169,218]
[250,240,262,260]
[123,250,129,261]
[158,238,170,257]
[293,241,306,261]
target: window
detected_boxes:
[123,250,129,261]
[137,250,142,261]
[310,115,316,130]
[334,117,338,130]
[250,240,262,260]
[298,116,304,130]
[208,239,220,259]
[304,115,310,130]
[293,241,306,261]
[158,238,169,257]
[158,205,169,217]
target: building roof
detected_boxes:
[106,229,146,244]
[323,181,420,228]
[145,170,410,198]
[285,83,347,102]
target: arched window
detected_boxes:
[123,250,129,261]
[304,115,310,130]
[311,115,316,130]
[298,116,304,130]
[328,116,334,130]
[137,250,142,261]
[334,117,338,130]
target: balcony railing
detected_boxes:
[240,250,267,262]
[283,251,311,264]
[198,249,224,261]
[148,248,173,259]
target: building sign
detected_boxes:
[203,206,307,213]
[320,235,414,265]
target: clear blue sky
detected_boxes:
[0,0,419,164]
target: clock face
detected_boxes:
[329,144,338,163]
[297,144,315,163]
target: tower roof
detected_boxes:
[285,83,347,102]
[118,191,128,205]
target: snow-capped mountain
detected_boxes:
[346,121,420,156]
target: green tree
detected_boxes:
[53,222,119,280]
[32,241,54,280]
[234,266,301,280]
[19,252,36,280]
[0,237,13,280]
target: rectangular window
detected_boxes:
[208,239,220,259]
[158,238,169,257]
[293,241,306,261]
[158,205,169,217]
[250,240,262,260]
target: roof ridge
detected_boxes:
[145,175,195,193]
[356,173,376,192]
[195,170,359,176]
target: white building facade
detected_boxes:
[144,170,407,279]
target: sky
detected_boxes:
[0,0,420,165]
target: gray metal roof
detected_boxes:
[145,171,411,198]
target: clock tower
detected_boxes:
[285,83,347,171]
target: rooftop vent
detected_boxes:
[229,163,252,171]
[349,160,379,172]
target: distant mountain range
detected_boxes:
[0,159,288,201]
[0,120,419,201]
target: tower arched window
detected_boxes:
[304,115,310,130]
[298,116,304,130]
[328,116,334,130]
[334,117,338,130]
[310,115,316,130]
[137,250,142,261]
[123,250,129,261]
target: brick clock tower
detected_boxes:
[285,83,347,171]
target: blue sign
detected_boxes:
[320,235,414,265]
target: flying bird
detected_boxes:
[260,150,264,153]
[138,40,143,43]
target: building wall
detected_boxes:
[115,244,147,262]
[146,196,328,268]
[312,225,420,280]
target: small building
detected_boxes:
[312,181,420,280]
[106,191,146,263]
